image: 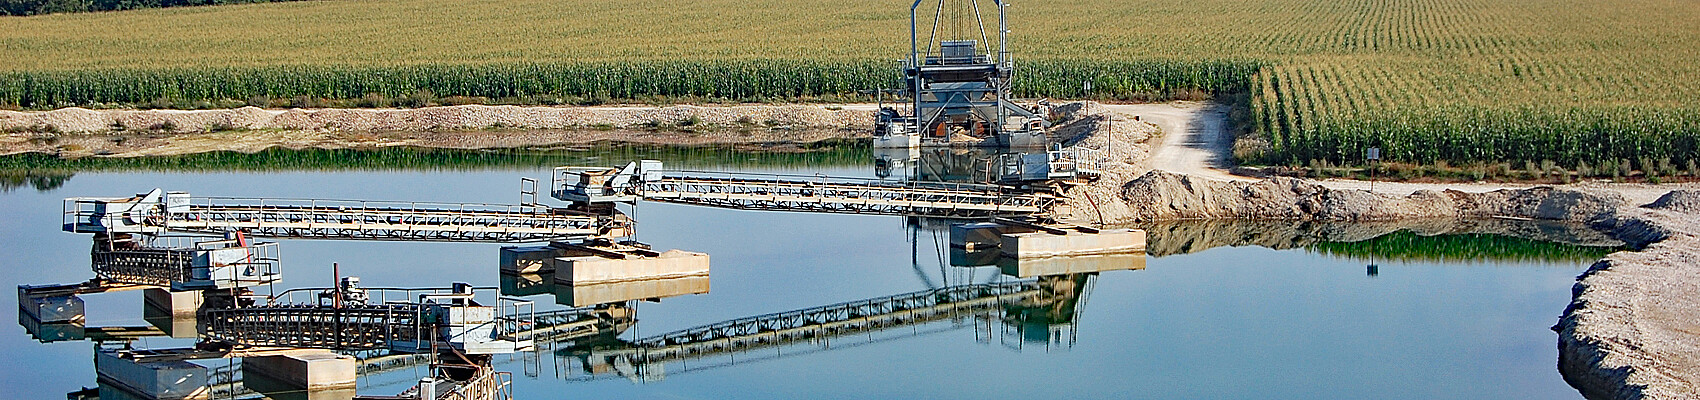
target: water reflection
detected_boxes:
[490,222,1133,383]
[545,273,1101,383]
[502,272,713,308]
[24,212,1615,399]
[3,160,1606,399]
[1139,218,1622,262]
[0,170,73,192]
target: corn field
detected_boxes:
[1,0,1697,166]
[0,59,1259,108]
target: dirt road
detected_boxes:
[1102,102,1246,181]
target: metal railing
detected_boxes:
[90,247,191,287]
[263,286,482,307]
[440,370,513,400]
[66,193,628,242]
[64,197,160,234]
[167,196,614,241]
[90,237,280,289]
[602,281,1041,364]
[636,170,1054,218]
[204,303,420,350]
[206,285,559,354]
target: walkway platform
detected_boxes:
[555,162,1057,218]
[65,189,631,242]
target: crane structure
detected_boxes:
[876,0,1052,149]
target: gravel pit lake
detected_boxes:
[0,152,1613,399]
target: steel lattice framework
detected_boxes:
[204,303,606,352]
[635,171,1055,218]
[204,303,423,350]
[90,248,193,287]
[67,196,631,242]
[594,281,1042,363]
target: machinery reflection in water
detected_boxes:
[33,275,551,400]
[531,269,1133,383]
[495,216,1145,383]
[27,238,633,400]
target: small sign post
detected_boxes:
[1365,146,1382,276]
[1366,147,1381,192]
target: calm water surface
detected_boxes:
[0,163,1592,399]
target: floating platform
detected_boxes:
[1000,229,1146,258]
[95,350,209,400]
[554,250,710,286]
[19,285,85,324]
[243,350,357,392]
[500,240,659,275]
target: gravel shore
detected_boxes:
[1055,105,1700,399]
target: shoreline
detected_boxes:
[0,104,875,158]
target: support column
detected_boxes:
[142,288,202,318]
[95,351,208,400]
[18,286,85,323]
[142,288,202,338]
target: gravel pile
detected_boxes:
[1559,199,1700,400]
[1645,189,1700,213]
[1044,101,1161,225]
[1110,170,1627,223]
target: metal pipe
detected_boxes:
[911,0,923,131]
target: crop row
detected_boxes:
[0,59,1259,109]
[1248,59,1700,167]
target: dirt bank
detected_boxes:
[1044,102,1163,225]
[1100,171,1696,399]
[1557,192,1700,400]
[1064,103,1698,399]
[0,104,876,157]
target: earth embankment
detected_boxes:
[1098,171,1697,400]
[0,104,876,157]
[1070,102,1699,400]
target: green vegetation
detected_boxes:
[0,0,297,16]
[1307,231,1620,264]
[0,60,1258,109]
[1,0,1697,167]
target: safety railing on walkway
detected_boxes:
[592,281,1042,364]
[64,194,629,242]
[638,170,1055,218]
